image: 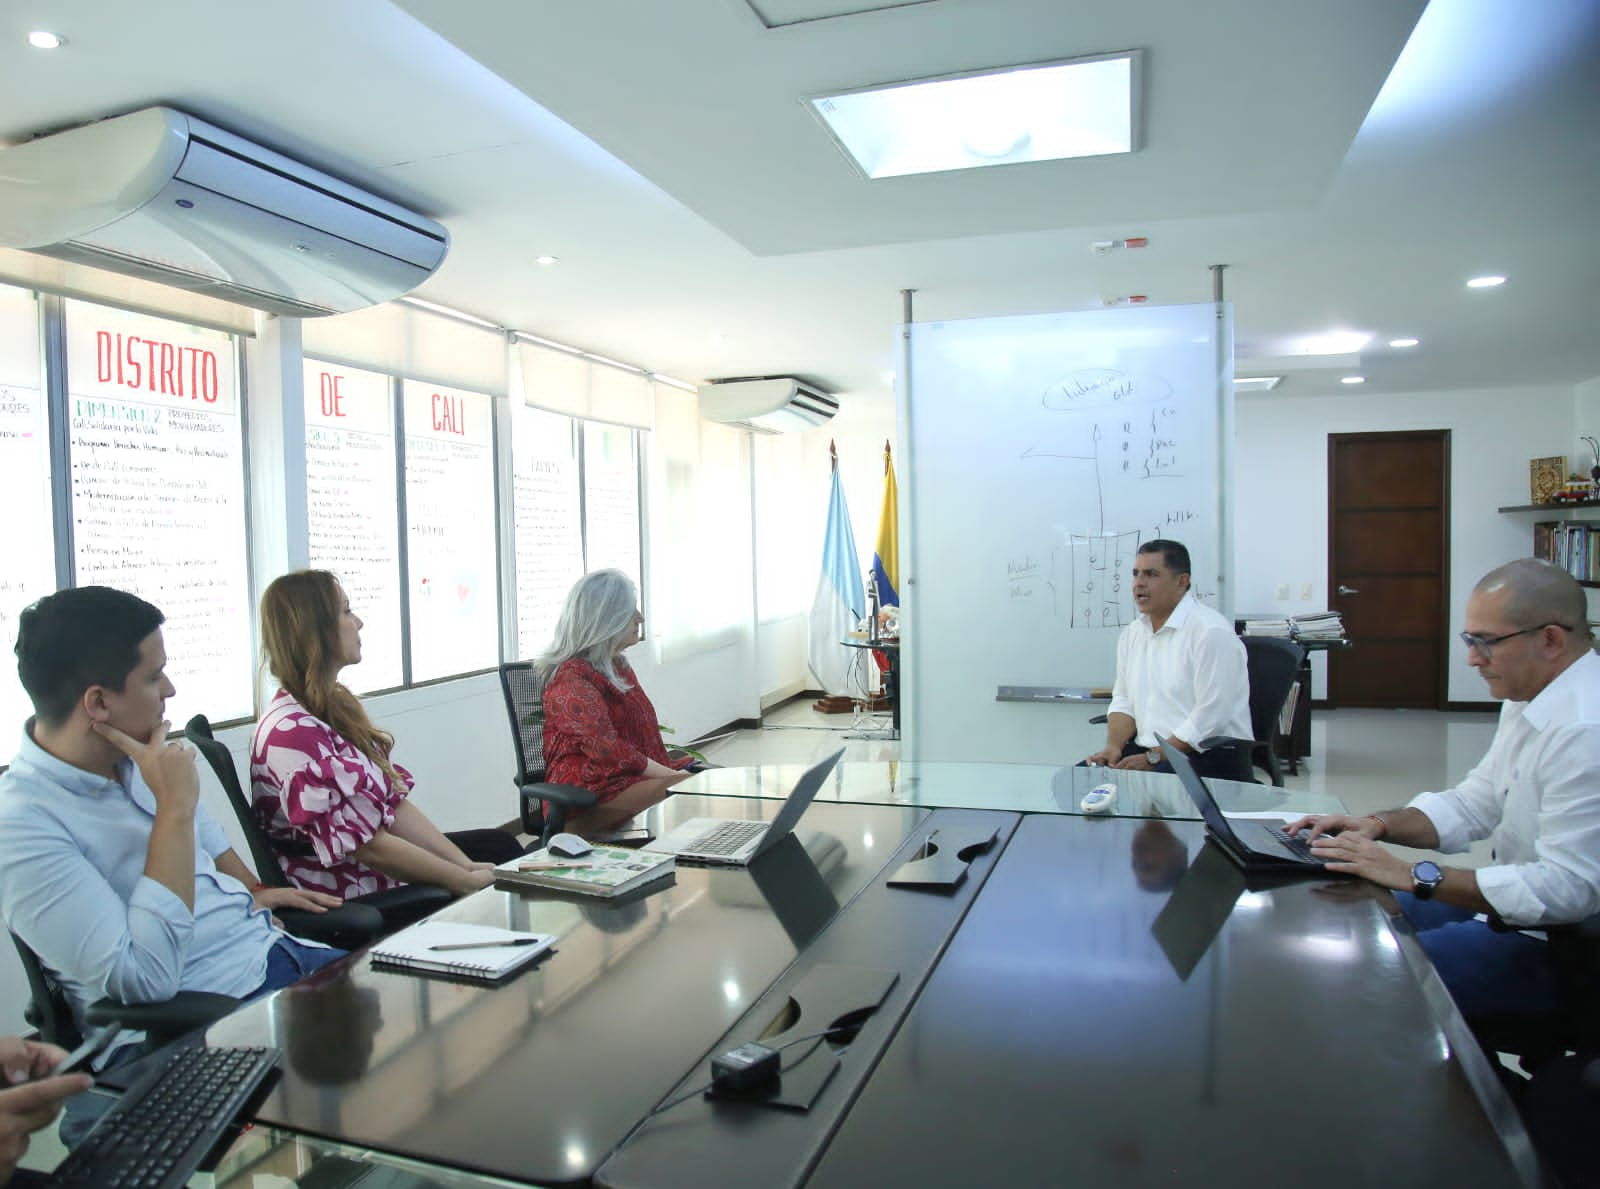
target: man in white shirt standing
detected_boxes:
[1287,558,1600,1022]
[1084,539,1252,779]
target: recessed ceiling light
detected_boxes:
[1389,337,1419,348]
[1233,376,1282,391]
[535,255,558,265]
[1295,330,1372,356]
[27,30,64,49]
[1341,376,1366,385]
[1466,274,1506,288]
[805,51,1140,180]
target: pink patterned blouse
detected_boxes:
[250,689,410,899]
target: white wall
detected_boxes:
[1235,382,1580,701]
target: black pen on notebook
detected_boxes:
[429,937,543,952]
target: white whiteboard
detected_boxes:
[902,303,1233,764]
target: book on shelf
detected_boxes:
[369,920,557,983]
[494,845,675,899]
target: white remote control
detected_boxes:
[1080,782,1117,814]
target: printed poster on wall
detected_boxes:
[403,379,498,682]
[512,402,584,659]
[0,285,53,735]
[64,299,252,722]
[583,423,641,587]
[304,360,403,693]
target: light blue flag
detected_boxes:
[809,451,865,695]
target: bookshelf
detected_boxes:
[1500,503,1600,588]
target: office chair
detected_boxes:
[498,662,598,846]
[1237,636,1306,787]
[11,931,239,1051]
[185,714,451,939]
[1472,910,1600,1076]
[1088,638,1304,785]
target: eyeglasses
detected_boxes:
[1458,623,1573,657]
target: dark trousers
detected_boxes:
[1078,740,1246,781]
[446,828,528,864]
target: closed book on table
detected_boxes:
[494,845,675,898]
[368,920,556,983]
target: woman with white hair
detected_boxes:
[538,569,695,834]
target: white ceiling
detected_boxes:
[0,0,1596,409]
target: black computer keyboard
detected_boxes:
[48,1043,281,1189]
[1268,826,1317,862]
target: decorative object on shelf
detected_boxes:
[1583,436,1600,500]
[1530,455,1565,504]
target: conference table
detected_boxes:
[675,756,1349,820]
[195,771,1542,1189]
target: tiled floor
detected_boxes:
[699,699,1502,866]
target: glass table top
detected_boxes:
[672,759,1347,820]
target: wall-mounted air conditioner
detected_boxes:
[0,106,449,317]
[698,377,838,433]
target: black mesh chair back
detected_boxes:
[11,929,239,1049]
[500,661,549,787]
[185,714,284,884]
[1241,637,1306,786]
[499,661,597,842]
[12,930,80,1047]
[184,714,448,938]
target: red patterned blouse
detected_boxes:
[542,657,692,800]
[250,689,410,899]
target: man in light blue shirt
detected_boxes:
[0,587,346,1140]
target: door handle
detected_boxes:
[1337,585,1360,596]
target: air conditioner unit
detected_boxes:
[698,377,838,434]
[0,107,449,317]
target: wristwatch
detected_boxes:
[1411,860,1445,900]
[1145,748,1164,767]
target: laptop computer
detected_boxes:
[1158,735,1328,872]
[643,748,844,865]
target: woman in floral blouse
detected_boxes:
[251,569,522,900]
[538,569,694,836]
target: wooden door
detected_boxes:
[1327,431,1449,708]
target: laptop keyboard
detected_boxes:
[686,819,767,856]
[1268,826,1317,862]
[48,1043,280,1189]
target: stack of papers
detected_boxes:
[1240,617,1292,637]
[1291,611,1346,641]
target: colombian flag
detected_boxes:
[871,441,899,606]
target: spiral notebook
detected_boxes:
[368,920,557,983]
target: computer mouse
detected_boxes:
[547,832,593,858]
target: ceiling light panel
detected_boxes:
[806,51,1141,180]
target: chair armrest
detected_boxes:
[277,901,387,948]
[350,884,456,930]
[520,781,599,810]
[85,991,241,1044]
[1198,735,1250,752]
[1088,714,1108,725]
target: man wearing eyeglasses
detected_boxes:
[1284,558,1600,1022]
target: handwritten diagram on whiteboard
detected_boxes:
[1005,366,1209,629]
[903,303,1231,763]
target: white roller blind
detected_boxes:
[304,303,508,398]
[517,339,651,429]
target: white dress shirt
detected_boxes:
[1410,649,1600,927]
[1107,591,1251,751]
